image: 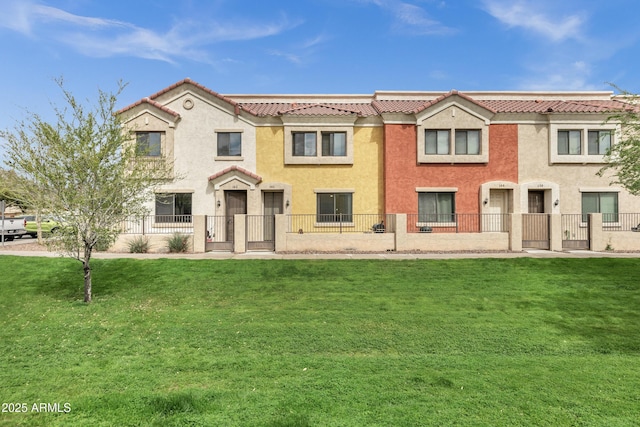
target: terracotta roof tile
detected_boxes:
[120,78,634,120]
[117,97,180,117]
[207,165,262,183]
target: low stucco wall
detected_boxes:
[109,233,194,253]
[282,232,395,252]
[398,232,510,252]
[598,232,640,252]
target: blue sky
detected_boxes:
[1,0,639,134]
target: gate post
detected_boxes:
[550,214,562,251]
[192,215,206,253]
[274,214,287,253]
[510,213,522,251]
[234,214,247,253]
[589,213,603,251]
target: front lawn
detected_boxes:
[0,257,639,426]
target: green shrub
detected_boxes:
[127,235,150,253]
[167,232,190,253]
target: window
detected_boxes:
[582,192,618,223]
[217,132,241,157]
[322,132,346,156]
[588,130,611,155]
[558,130,581,155]
[293,132,317,156]
[155,193,192,223]
[455,130,480,154]
[136,132,162,157]
[316,193,352,223]
[285,127,354,165]
[425,130,450,154]
[418,192,455,223]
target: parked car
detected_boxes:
[20,216,61,237]
[0,216,27,241]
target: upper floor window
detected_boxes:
[136,131,163,157]
[558,130,581,155]
[419,127,487,163]
[217,132,242,157]
[322,132,347,156]
[455,130,481,155]
[550,125,616,164]
[425,130,450,154]
[285,127,354,165]
[588,130,611,155]
[293,132,317,156]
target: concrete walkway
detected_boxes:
[1,248,639,260]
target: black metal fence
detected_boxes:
[601,213,640,231]
[287,214,395,234]
[120,215,193,234]
[406,213,510,233]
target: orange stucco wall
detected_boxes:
[384,124,518,214]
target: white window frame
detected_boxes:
[314,189,354,226]
[215,129,244,161]
[550,124,617,164]
[419,128,487,163]
[285,126,354,165]
[136,131,164,157]
[415,187,458,228]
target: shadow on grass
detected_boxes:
[527,258,640,354]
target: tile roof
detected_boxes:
[120,78,634,120]
[238,102,378,117]
[208,165,262,183]
[116,97,180,117]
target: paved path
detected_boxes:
[1,249,639,260]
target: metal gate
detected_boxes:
[205,216,233,251]
[522,214,550,249]
[247,215,275,251]
[562,214,590,249]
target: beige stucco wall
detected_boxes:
[256,126,384,215]
[517,123,640,214]
[123,91,259,216]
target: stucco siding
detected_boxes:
[256,126,384,214]
[384,123,518,214]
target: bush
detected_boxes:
[167,233,190,253]
[127,235,150,253]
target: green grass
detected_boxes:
[0,256,639,426]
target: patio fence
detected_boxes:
[120,215,193,234]
[601,213,640,231]
[287,214,395,234]
[406,213,510,233]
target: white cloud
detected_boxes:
[359,0,456,35]
[0,0,298,64]
[482,0,584,42]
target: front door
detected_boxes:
[225,191,247,242]
[485,189,509,231]
[263,192,283,241]
[523,191,550,249]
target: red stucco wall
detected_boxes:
[384,124,518,214]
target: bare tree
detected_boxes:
[0,79,172,302]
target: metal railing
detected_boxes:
[287,214,395,234]
[205,216,230,242]
[601,213,640,231]
[120,215,193,234]
[407,213,510,233]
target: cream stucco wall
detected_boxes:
[123,91,258,216]
[256,126,384,214]
[518,122,640,214]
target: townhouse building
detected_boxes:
[117,79,640,252]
